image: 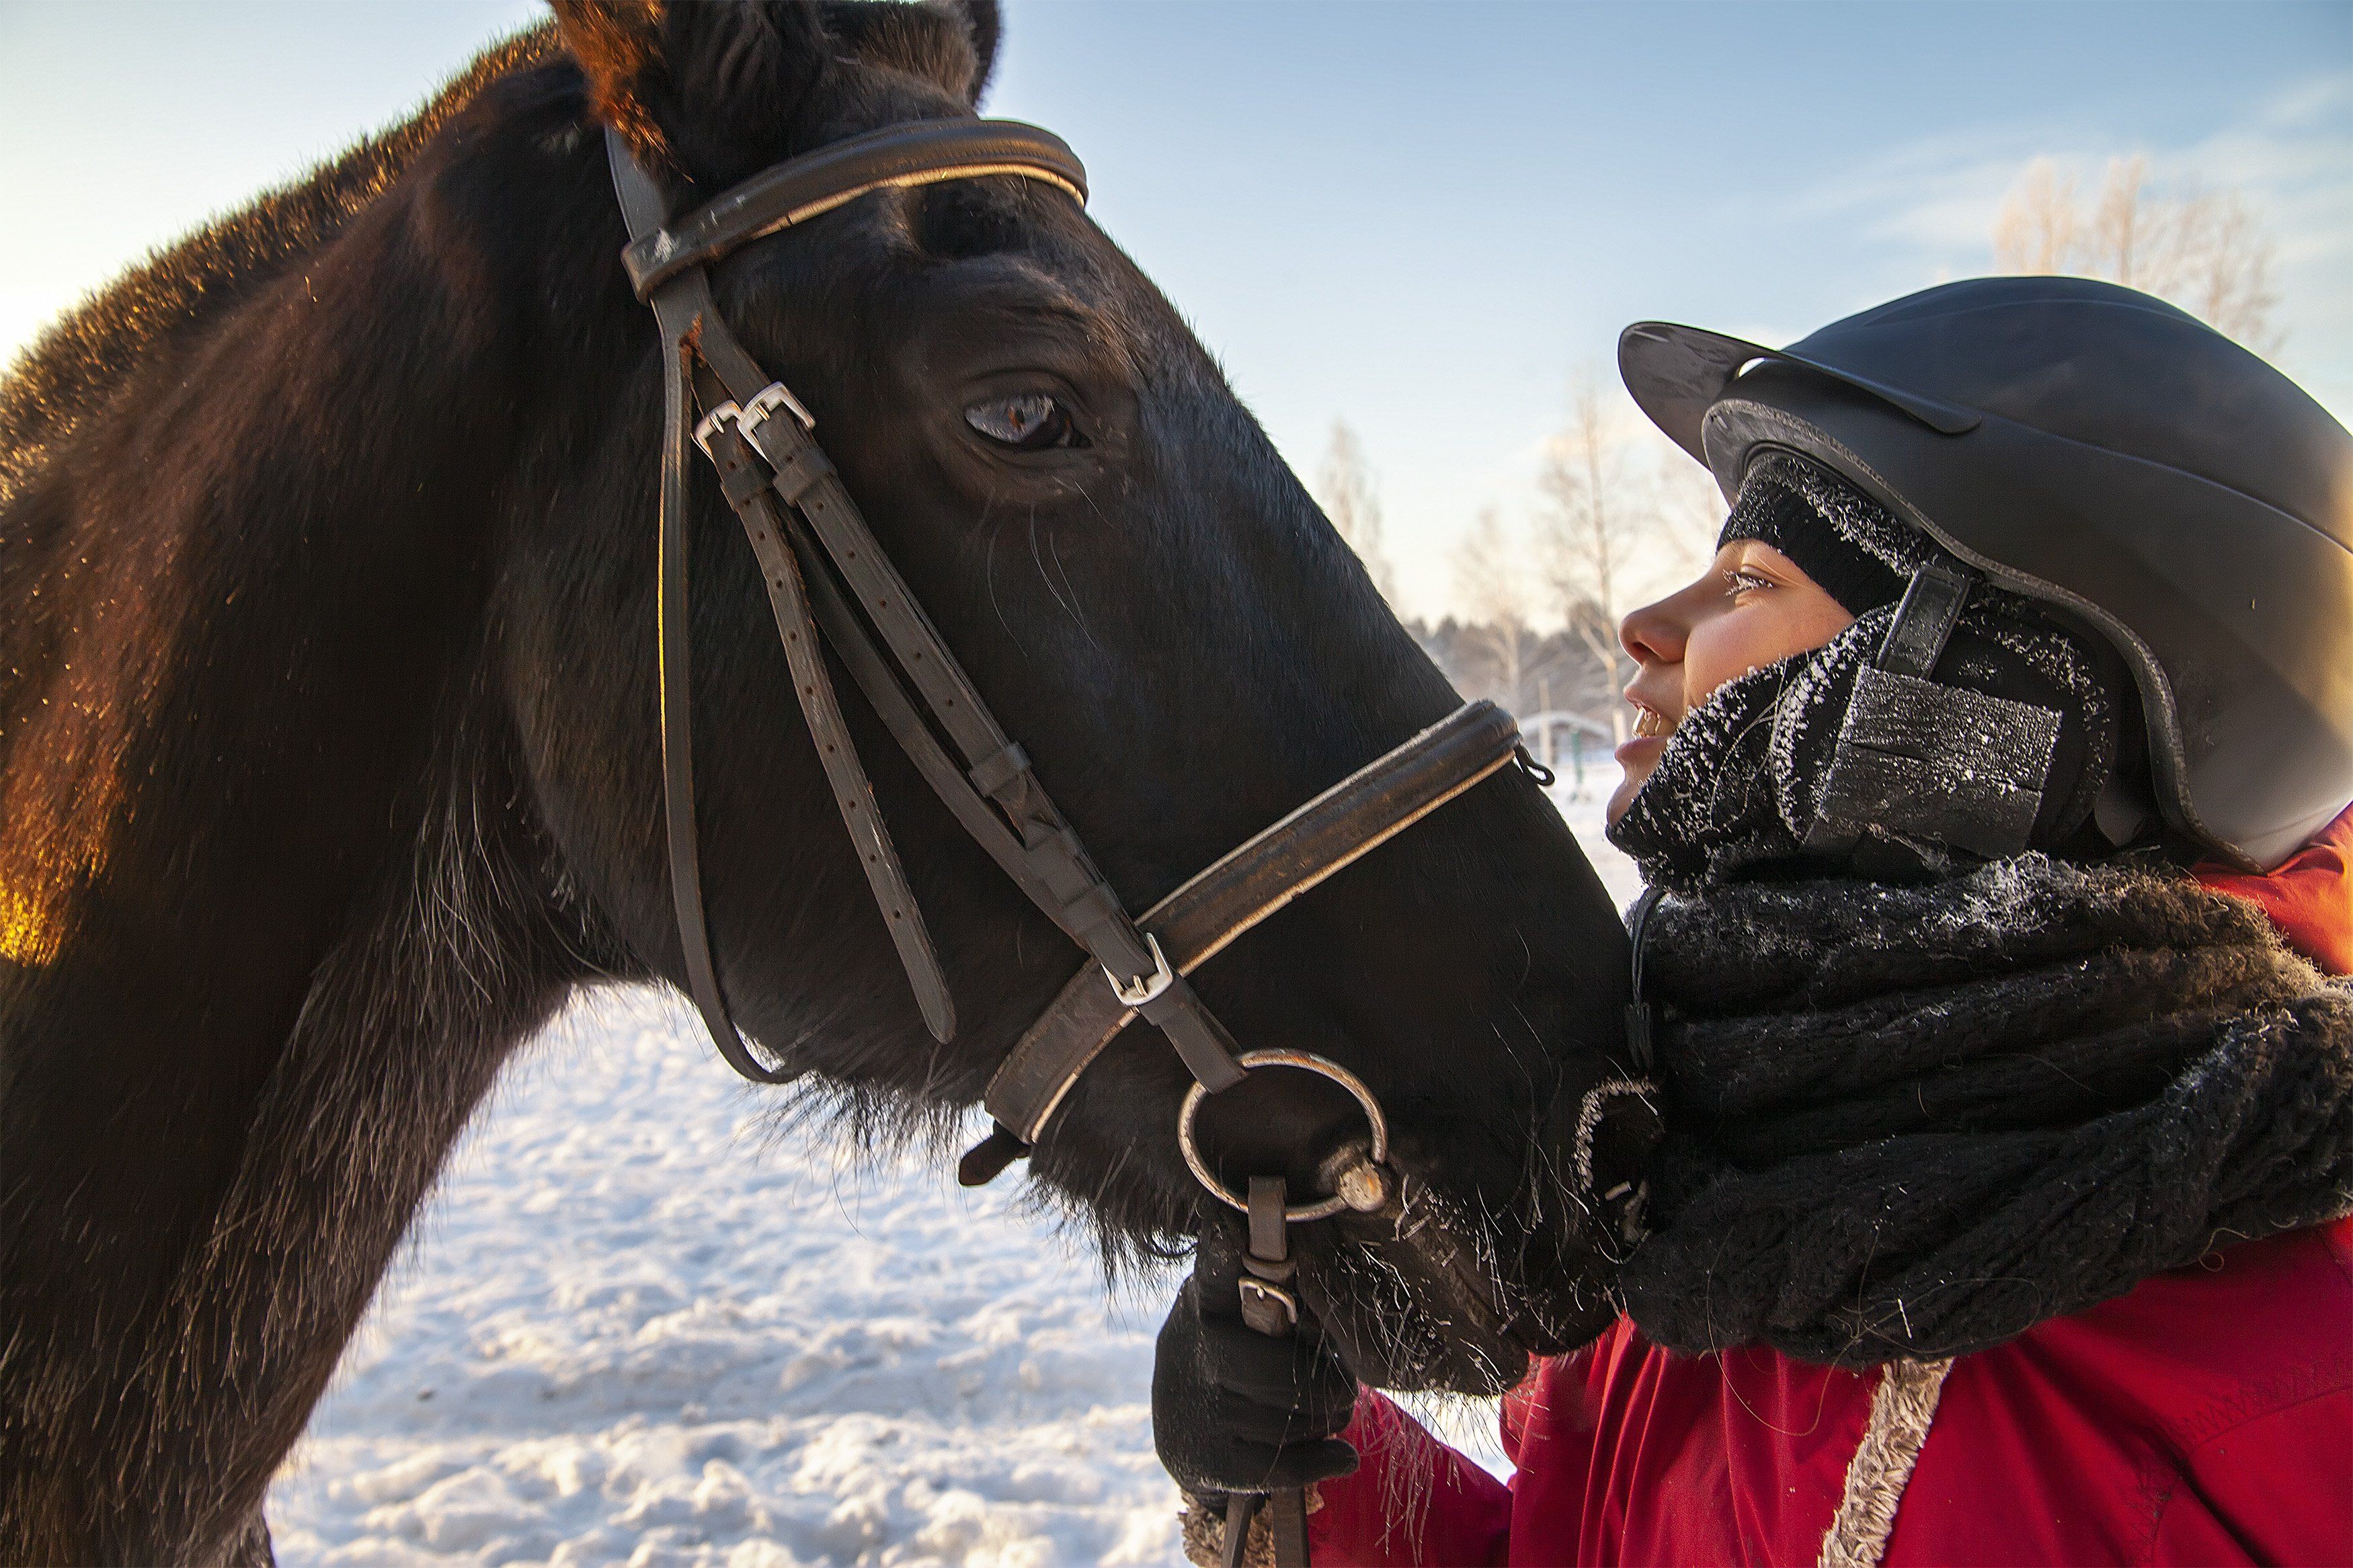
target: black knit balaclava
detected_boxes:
[1608,452,2120,889]
[1712,452,1907,616]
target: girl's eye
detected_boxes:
[963,392,1083,450]
[1727,567,1774,596]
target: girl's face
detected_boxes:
[1607,541,1858,825]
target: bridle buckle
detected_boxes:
[1236,1276,1299,1334]
[690,400,742,457]
[692,382,815,459]
[1105,932,1174,1008]
[742,380,816,433]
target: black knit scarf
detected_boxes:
[1617,854,2353,1368]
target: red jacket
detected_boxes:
[1312,808,2353,1567]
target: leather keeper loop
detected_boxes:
[766,442,834,506]
[1877,561,1975,678]
[708,428,773,507]
[969,741,1033,801]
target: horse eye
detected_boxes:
[963,392,1082,450]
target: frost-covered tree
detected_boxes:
[1316,419,1400,606]
[1993,155,2282,354]
[1452,505,1538,714]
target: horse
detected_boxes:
[0,3,1638,1561]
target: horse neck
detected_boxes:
[0,108,618,1559]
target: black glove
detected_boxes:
[1152,1213,1359,1496]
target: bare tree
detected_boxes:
[1316,419,1400,605]
[1993,155,2282,353]
[1452,505,1538,714]
[1646,437,1729,578]
[1533,374,1646,743]
[1992,157,2079,276]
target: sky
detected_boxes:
[3,0,2347,621]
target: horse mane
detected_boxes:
[0,24,562,510]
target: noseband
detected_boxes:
[602,118,1522,1195]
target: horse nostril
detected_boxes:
[1542,1071,1665,1230]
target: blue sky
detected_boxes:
[5,0,2346,618]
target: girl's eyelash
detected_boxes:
[1727,568,1773,594]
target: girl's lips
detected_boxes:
[1618,703,1677,767]
[1615,734,1667,767]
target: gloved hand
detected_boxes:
[1152,1212,1360,1497]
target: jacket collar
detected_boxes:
[2198,801,2353,977]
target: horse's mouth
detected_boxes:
[1295,1175,1622,1397]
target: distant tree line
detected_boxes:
[1404,616,1618,725]
[1306,149,2286,755]
[1314,397,1720,739]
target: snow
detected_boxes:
[267,778,1640,1567]
[1552,777,1645,910]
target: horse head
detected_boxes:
[518,0,1644,1394]
[1,10,1644,1554]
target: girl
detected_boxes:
[1158,276,2353,1566]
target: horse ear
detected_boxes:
[820,0,1000,108]
[958,0,1004,106]
[551,0,833,182]
[549,0,672,169]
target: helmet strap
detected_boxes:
[1804,562,2064,863]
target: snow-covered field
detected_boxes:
[267,785,1639,1567]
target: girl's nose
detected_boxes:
[1620,593,1689,668]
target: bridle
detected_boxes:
[603,112,1521,1208]
[605,110,1523,1568]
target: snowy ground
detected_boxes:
[266,782,1639,1567]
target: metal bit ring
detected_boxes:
[1177,1049,1390,1223]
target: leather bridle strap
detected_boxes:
[614,140,826,1080]
[604,120,1525,1185]
[972,701,1519,1161]
[609,121,1252,1085]
[620,118,1087,299]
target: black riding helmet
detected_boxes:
[1620,276,2353,871]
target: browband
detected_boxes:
[622,119,1088,298]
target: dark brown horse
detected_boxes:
[0,3,1636,1561]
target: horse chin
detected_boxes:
[1330,1311,1532,1399]
[1297,1192,1622,1398]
